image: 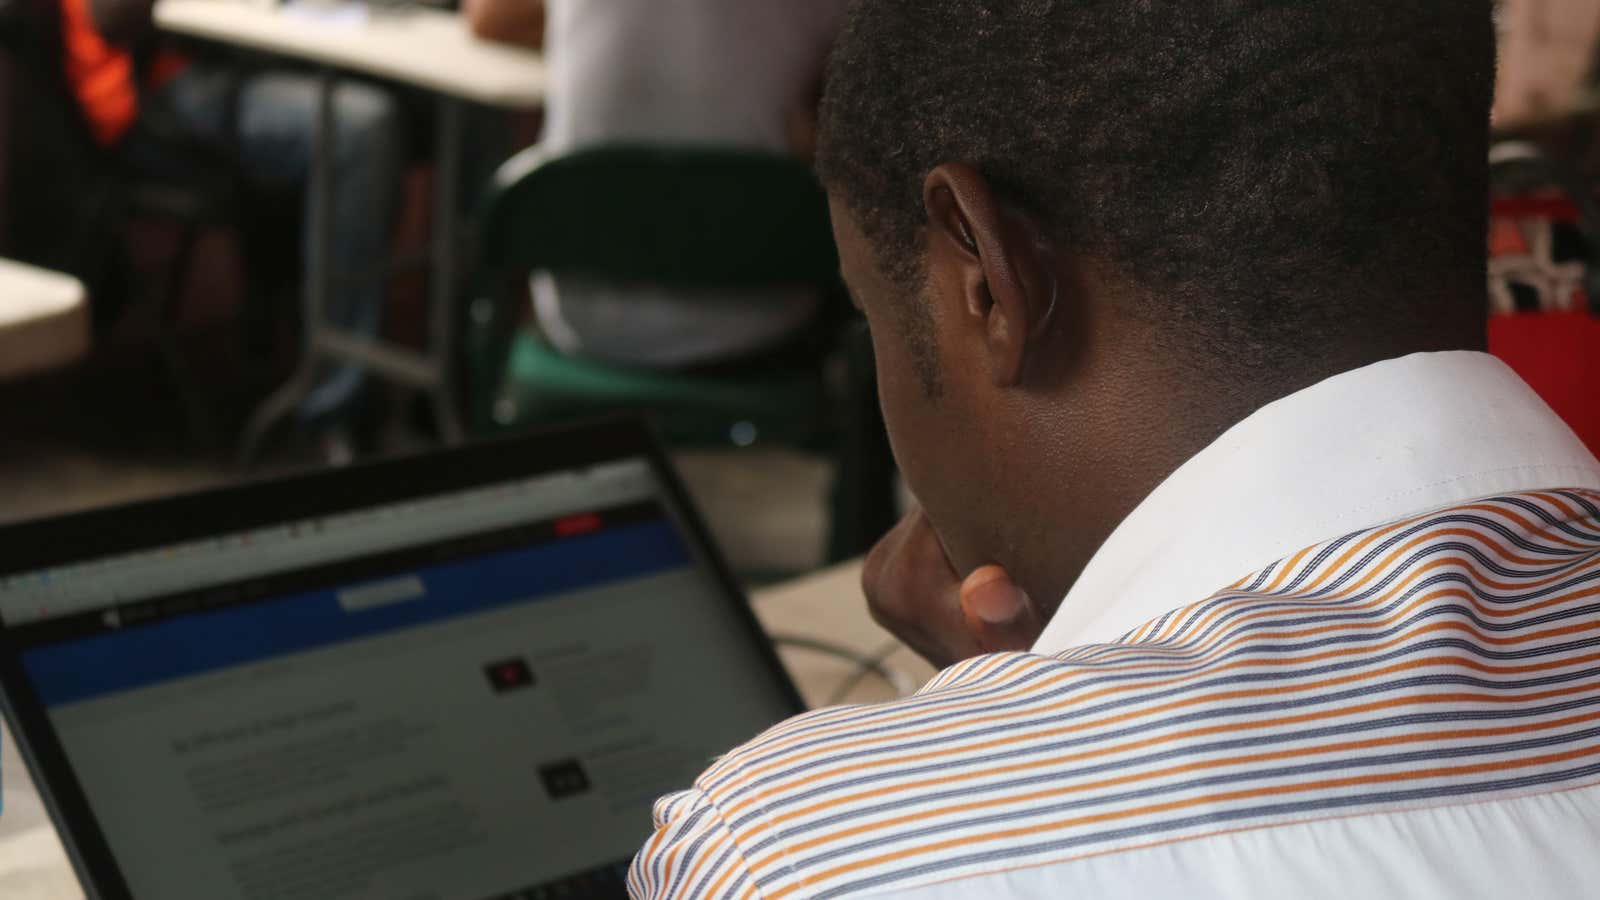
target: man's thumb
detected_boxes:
[959,565,1042,654]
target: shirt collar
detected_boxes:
[1033,350,1600,654]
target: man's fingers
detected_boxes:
[959,565,1043,654]
[861,508,980,669]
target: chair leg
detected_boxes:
[157,223,196,330]
[464,273,522,434]
[157,222,217,446]
[827,321,898,562]
[234,190,300,362]
[237,242,284,361]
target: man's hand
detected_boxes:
[464,0,545,49]
[862,508,1044,669]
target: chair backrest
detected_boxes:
[0,0,156,328]
[0,1,13,252]
[1,0,115,267]
[480,144,839,290]
[3,0,98,154]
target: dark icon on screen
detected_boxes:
[539,759,592,800]
[484,657,536,693]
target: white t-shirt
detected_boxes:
[533,0,850,368]
[542,0,847,155]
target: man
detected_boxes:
[469,0,849,368]
[631,1,1600,897]
[61,0,404,430]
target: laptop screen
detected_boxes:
[0,456,797,900]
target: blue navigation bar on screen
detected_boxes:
[22,519,692,707]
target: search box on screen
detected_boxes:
[338,576,426,612]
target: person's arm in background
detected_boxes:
[465,0,545,50]
[1494,0,1600,128]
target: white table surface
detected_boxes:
[0,260,89,381]
[751,561,936,708]
[153,0,546,107]
[0,561,929,898]
[0,728,78,899]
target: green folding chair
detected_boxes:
[470,144,896,562]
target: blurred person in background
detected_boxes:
[61,0,405,438]
[467,0,849,369]
[1494,0,1600,128]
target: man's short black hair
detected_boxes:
[817,1,1497,366]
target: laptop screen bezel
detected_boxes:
[0,416,806,900]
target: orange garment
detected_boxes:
[58,0,187,148]
[58,0,138,147]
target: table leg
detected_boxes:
[429,95,465,444]
[238,67,336,468]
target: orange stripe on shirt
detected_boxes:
[726,586,1600,798]
[739,665,1600,839]
[749,709,1600,869]
[765,740,1600,898]
[727,653,1600,825]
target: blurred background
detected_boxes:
[0,0,891,584]
[0,0,1596,590]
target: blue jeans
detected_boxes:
[135,66,405,422]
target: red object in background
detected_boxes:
[554,512,604,538]
[1489,311,1600,456]
[1488,218,1532,256]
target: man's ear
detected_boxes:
[922,163,1057,388]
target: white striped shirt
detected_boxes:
[632,351,1600,898]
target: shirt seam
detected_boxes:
[700,780,786,900]
[1043,474,1600,655]
[1308,462,1600,533]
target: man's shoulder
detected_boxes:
[633,490,1600,898]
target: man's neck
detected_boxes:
[1018,317,1485,618]
[1033,348,1600,652]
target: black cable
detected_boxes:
[769,633,918,704]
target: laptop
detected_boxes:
[0,419,804,900]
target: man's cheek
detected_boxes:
[870,336,915,453]
[874,349,933,487]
